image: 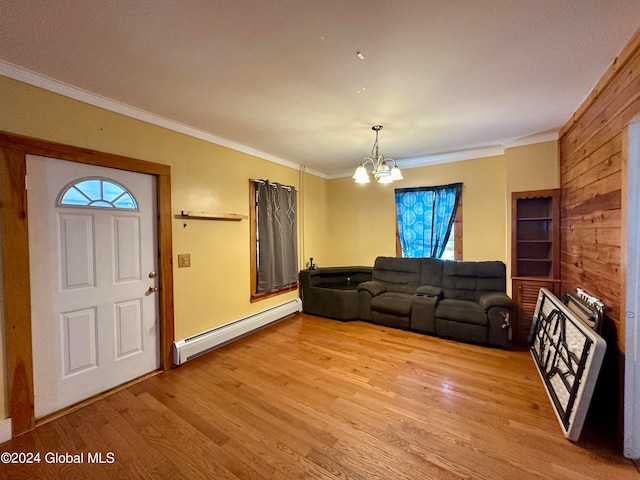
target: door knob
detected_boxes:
[148,285,159,293]
[149,271,157,278]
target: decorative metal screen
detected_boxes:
[529,288,606,441]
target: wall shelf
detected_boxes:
[180,211,247,221]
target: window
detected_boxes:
[395,183,462,260]
[440,228,455,261]
[249,179,298,301]
[58,177,138,210]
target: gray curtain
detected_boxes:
[256,181,298,292]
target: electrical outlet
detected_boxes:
[178,253,191,268]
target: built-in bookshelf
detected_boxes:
[511,189,560,342]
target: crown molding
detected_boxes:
[329,132,561,179]
[327,145,505,179]
[397,145,506,169]
[2,59,557,182]
[502,129,559,149]
[0,60,328,179]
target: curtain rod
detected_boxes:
[250,178,297,191]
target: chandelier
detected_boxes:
[352,125,403,184]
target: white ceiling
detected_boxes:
[1,1,640,177]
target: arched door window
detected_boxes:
[57,177,138,210]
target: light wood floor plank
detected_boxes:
[0,313,638,479]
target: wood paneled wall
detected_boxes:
[559,26,640,434]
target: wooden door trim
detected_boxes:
[0,131,175,436]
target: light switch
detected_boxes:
[178,253,191,268]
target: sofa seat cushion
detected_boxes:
[436,299,487,326]
[371,292,413,316]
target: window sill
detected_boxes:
[250,282,299,303]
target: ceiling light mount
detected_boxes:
[352,125,403,184]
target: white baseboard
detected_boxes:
[173,298,302,365]
[0,418,11,443]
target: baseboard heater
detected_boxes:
[529,288,606,441]
[173,298,302,365]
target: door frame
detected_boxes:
[624,118,640,458]
[0,131,175,436]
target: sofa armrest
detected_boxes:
[479,292,513,311]
[481,293,512,348]
[414,285,442,298]
[358,281,386,297]
[301,266,372,287]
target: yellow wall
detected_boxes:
[0,76,332,419]
[504,141,560,280]
[323,142,559,285]
[298,170,331,269]
[505,141,559,192]
[0,76,327,341]
[0,74,559,423]
[325,154,510,267]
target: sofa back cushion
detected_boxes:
[442,261,506,301]
[420,258,444,287]
[372,257,422,294]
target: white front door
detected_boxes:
[27,155,160,418]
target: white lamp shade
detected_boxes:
[375,162,391,177]
[390,166,404,180]
[353,166,370,183]
[377,175,393,184]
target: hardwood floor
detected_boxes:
[1,313,639,479]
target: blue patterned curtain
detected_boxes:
[395,183,462,258]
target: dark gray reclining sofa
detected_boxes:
[299,256,512,348]
[298,266,373,320]
[358,257,512,348]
